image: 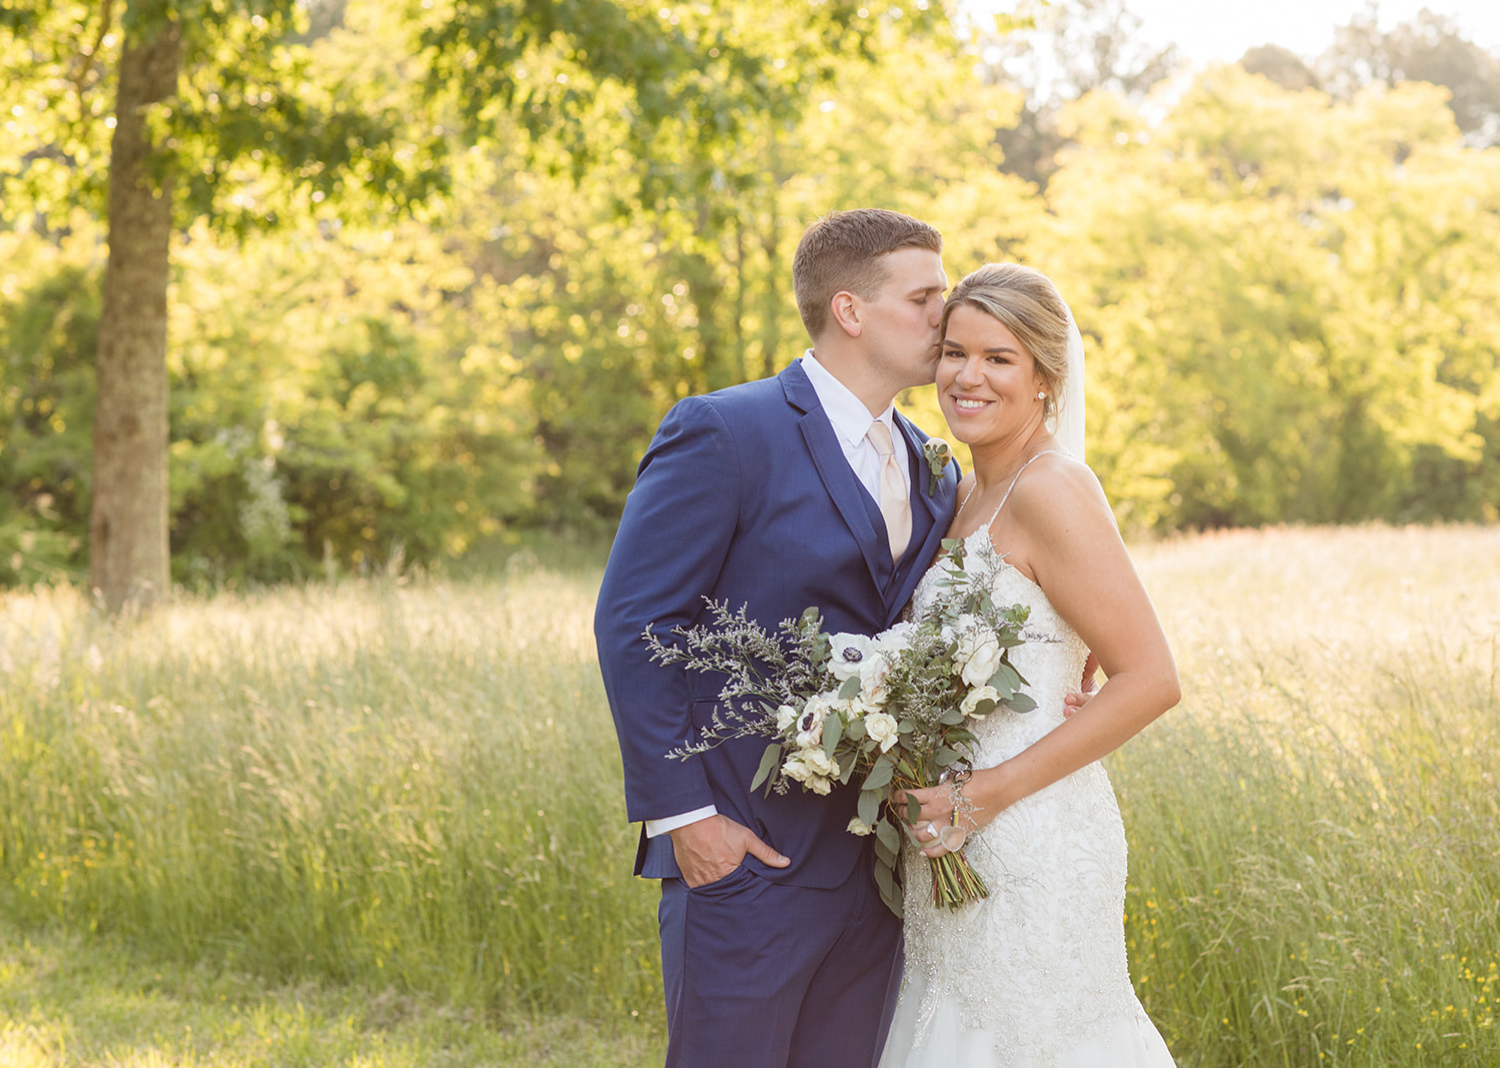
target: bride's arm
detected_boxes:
[899,462,1179,853]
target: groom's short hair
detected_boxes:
[793,209,942,341]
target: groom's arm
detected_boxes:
[594,396,741,825]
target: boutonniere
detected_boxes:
[922,438,953,495]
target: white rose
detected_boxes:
[801,748,837,778]
[865,711,900,753]
[782,753,813,784]
[847,816,874,836]
[783,750,839,794]
[956,627,1003,689]
[828,633,873,681]
[775,704,799,733]
[871,621,914,656]
[858,655,891,706]
[960,684,1002,717]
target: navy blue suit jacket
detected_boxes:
[594,361,960,889]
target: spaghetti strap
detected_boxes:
[987,449,1059,526]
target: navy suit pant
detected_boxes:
[657,851,903,1068]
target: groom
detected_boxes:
[594,209,960,1067]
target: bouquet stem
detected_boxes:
[893,768,989,909]
[929,849,987,908]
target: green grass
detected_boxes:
[2,524,1498,1065]
[1118,525,1500,1065]
[0,922,662,1066]
[0,563,663,1042]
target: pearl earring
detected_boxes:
[1037,391,1046,400]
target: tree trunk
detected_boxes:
[89,7,181,612]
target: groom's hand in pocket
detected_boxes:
[669,814,789,888]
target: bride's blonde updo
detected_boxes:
[940,263,1071,424]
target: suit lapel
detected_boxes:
[783,363,889,592]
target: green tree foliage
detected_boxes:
[980,0,1179,188]
[1037,67,1500,529]
[4,4,1500,588]
[2,0,984,581]
[0,228,99,584]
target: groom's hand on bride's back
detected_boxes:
[669,814,790,888]
[1062,651,1101,718]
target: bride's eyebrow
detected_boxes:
[942,340,1020,356]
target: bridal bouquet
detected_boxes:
[645,537,1034,916]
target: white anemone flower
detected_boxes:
[828,632,874,681]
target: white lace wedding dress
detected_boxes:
[878,524,1175,1068]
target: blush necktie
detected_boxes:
[866,420,911,563]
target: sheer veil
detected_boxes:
[1052,308,1087,463]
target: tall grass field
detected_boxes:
[1,526,1496,1065]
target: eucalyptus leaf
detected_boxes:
[875,815,902,856]
[1007,692,1038,713]
[862,756,894,791]
[839,674,862,700]
[750,742,782,793]
[822,710,844,757]
[858,787,880,828]
[873,854,896,899]
[880,882,904,920]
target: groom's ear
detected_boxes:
[829,291,863,338]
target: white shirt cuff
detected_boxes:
[644,805,718,837]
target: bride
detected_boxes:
[879,263,1181,1067]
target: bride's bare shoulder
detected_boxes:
[1006,452,1114,534]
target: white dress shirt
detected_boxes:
[645,353,910,838]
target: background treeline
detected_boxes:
[4,0,1499,587]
